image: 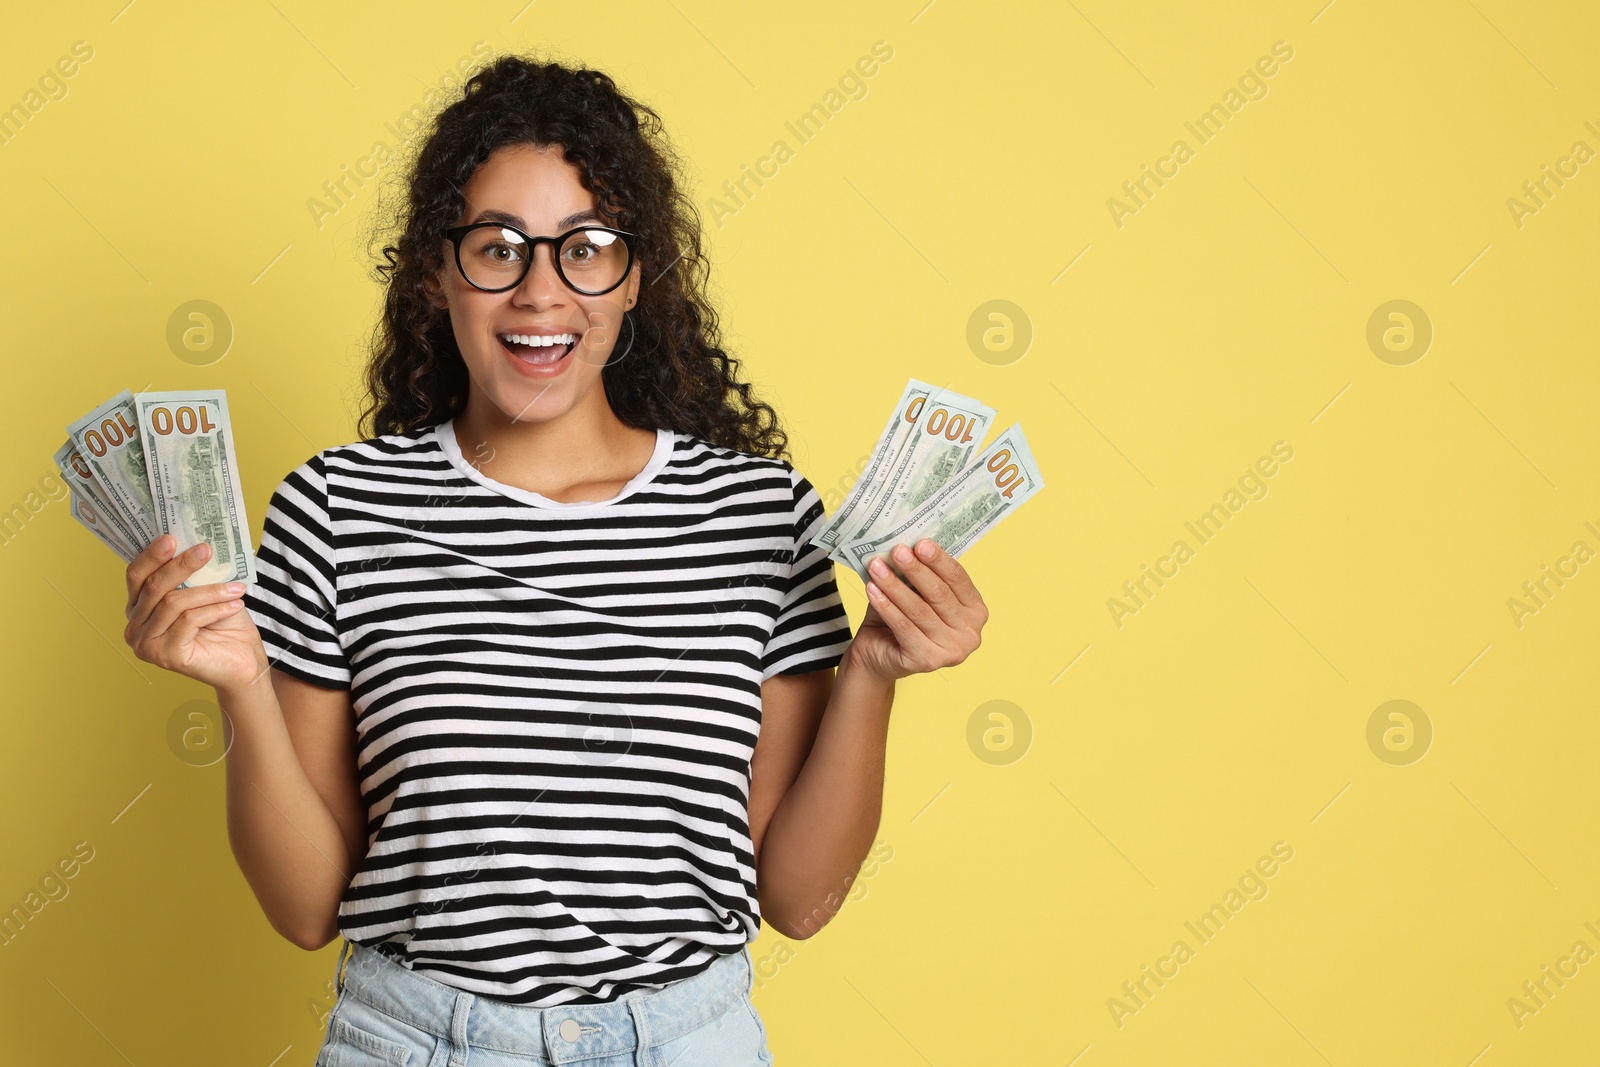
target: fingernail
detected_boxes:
[866,581,881,598]
[159,535,175,557]
[871,558,889,576]
[916,540,936,559]
[193,543,212,561]
[226,582,246,594]
[893,545,912,563]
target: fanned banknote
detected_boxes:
[67,390,160,544]
[59,387,255,582]
[812,379,938,556]
[835,423,1045,586]
[55,438,145,554]
[825,385,995,562]
[68,490,138,563]
[133,390,256,586]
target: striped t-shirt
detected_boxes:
[242,419,854,1006]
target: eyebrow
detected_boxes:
[469,208,607,232]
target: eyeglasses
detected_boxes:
[443,222,638,296]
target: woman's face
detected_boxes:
[429,142,641,427]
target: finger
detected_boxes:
[125,535,177,616]
[127,543,218,635]
[136,581,247,645]
[128,543,208,637]
[866,554,946,640]
[864,577,938,668]
[908,539,985,612]
[880,543,963,627]
[162,598,246,654]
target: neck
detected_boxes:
[451,386,652,494]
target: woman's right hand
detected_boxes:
[124,535,270,692]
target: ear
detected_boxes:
[422,268,449,311]
[624,261,641,308]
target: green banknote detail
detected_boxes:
[135,390,256,587]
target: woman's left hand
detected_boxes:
[842,538,988,685]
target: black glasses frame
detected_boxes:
[443,222,639,296]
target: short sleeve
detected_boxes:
[761,466,855,681]
[244,453,351,690]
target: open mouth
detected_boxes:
[499,332,579,366]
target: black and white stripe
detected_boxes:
[244,420,854,1006]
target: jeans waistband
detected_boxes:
[333,940,754,1063]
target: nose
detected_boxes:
[513,242,569,304]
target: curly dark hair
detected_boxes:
[357,51,789,459]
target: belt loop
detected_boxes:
[448,990,473,1066]
[629,997,654,1067]
[334,938,354,997]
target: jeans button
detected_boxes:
[559,1018,582,1042]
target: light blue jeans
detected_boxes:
[313,940,776,1066]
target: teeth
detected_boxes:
[500,333,577,347]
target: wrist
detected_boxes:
[838,646,899,694]
[215,662,275,709]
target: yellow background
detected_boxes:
[2,1,1598,1064]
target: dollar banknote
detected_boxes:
[134,390,256,586]
[824,385,995,561]
[68,490,138,563]
[835,422,1044,586]
[811,379,938,557]
[67,390,160,544]
[55,438,146,554]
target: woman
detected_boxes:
[121,54,987,1066]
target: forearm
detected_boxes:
[757,653,895,939]
[218,675,352,950]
